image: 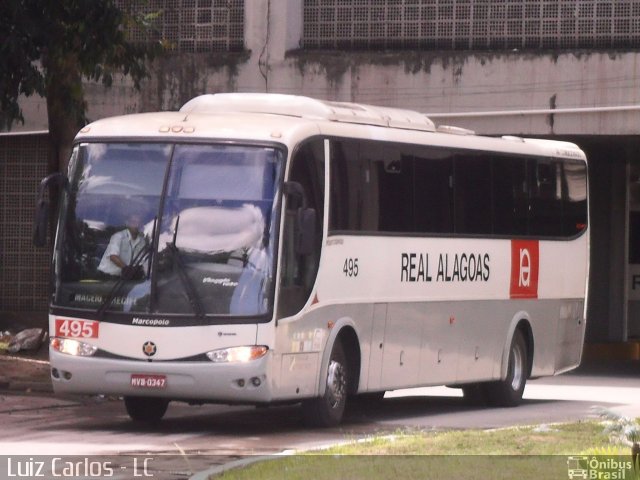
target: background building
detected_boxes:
[3,0,639,352]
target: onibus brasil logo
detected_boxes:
[567,456,636,480]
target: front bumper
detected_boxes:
[49,349,273,404]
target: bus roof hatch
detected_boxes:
[180,93,436,132]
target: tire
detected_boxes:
[484,329,528,407]
[462,383,488,406]
[124,396,169,424]
[302,340,349,428]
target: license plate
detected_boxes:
[130,374,167,389]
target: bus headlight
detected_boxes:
[206,346,268,363]
[50,337,98,357]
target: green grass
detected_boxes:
[212,422,635,480]
[328,422,610,455]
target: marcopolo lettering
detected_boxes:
[401,252,490,283]
[132,317,171,326]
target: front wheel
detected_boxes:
[301,340,348,428]
[124,396,169,424]
[484,329,528,407]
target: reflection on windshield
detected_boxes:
[154,144,281,316]
[54,142,283,319]
[161,205,265,253]
[54,143,168,313]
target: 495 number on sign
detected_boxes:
[55,318,99,338]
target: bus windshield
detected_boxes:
[54,142,283,319]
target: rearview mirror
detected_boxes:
[283,181,316,256]
[296,207,316,256]
[283,181,305,209]
[33,173,68,247]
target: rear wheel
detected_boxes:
[302,340,348,427]
[124,396,169,423]
[485,329,528,407]
[462,384,488,406]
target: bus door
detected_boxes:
[277,139,325,319]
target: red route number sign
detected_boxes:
[55,318,99,339]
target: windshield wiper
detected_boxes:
[166,216,206,318]
[97,218,156,319]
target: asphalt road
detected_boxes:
[0,359,638,479]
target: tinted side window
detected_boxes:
[331,140,415,233]
[412,152,454,234]
[366,142,455,234]
[369,150,413,232]
[454,154,492,235]
[528,160,563,236]
[330,140,362,231]
[562,160,588,236]
[493,156,528,236]
[329,139,587,239]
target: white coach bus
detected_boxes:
[35,93,589,426]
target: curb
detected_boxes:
[190,451,297,480]
[188,434,392,480]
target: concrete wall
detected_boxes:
[11,0,640,138]
[7,0,640,342]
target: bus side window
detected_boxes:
[278,139,325,318]
[364,142,413,233]
[562,161,588,236]
[454,154,492,235]
[329,140,361,231]
[528,159,563,237]
[493,156,528,236]
[413,151,454,234]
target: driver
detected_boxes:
[98,213,147,279]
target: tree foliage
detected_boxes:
[0,0,161,171]
[0,1,44,128]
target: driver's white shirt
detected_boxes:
[98,229,146,276]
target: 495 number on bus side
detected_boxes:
[343,257,359,277]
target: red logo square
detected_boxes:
[510,240,539,299]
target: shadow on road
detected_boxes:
[52,394,576,438]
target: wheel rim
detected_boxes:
[510,343,524,391]
[326,359,346,409]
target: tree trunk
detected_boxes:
[41,51,86,239]
[42,51,86,175]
